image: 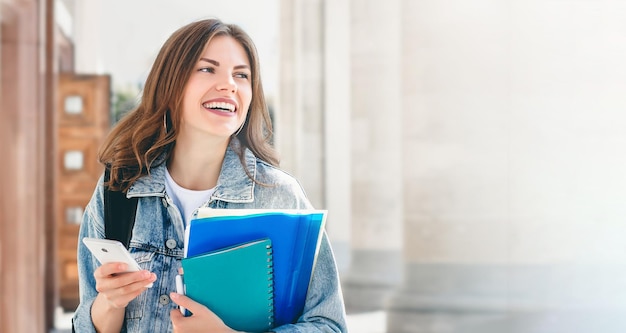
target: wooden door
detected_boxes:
[56,73,111,311]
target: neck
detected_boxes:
[167,133,230,190]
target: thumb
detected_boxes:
[169,292,208,315]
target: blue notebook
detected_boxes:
[181,238,274,332]
[184,209,327,327]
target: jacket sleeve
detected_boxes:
[271,232,348,333]
[72,176,106,333]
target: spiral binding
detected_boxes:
[266,243,275,327]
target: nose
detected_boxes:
[216,74,237,93]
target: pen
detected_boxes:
[175,274,189,316]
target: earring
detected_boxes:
[163,113,168,133]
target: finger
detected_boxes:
[170,308,184,320]
[113,271,156,293]
[104,284,149,309]
[169,292,207,315]
[170,309,185,333]
[100,273,156,307]
[94,262,129,278]
[98,270,152,288]
[96,270,156,293]
[170,306,195,333]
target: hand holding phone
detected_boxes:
[82,237,153,288]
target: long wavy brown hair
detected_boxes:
[98,18,278,192]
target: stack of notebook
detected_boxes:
[180,209,327,332]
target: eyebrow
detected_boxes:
[199,57,250,70]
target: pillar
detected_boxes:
[277,0,324,206]
[342,0,404,313]
[0,0,54,331]
[322,0,352,270]
[278,0,353,270]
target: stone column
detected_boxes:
[388,1,626,332]
[277,0,325,207]
[0,0,53,331]
[342,0,404,313]
[322,0,352,271]
[278,0,353,271]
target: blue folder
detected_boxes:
[185,209,327,327]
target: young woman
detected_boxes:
[72,18,347,333]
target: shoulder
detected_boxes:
[255,159,300,186]
[253,159,314,209]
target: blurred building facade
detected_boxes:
[4,0,626,332]
[278,1,626,332]
[55,73,111,310]
[1,0,55,332]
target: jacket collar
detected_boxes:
[127,138,256,203]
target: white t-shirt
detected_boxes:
[165,168,215,226]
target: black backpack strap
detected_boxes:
[103,167,139,248]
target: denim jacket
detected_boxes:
[73,140,347,332]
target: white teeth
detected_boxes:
[202,101,236,112]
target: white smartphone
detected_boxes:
[82,237,153,288]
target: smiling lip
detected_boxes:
[202,98,238,113]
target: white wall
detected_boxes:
[403,0,626,266]
[394,0,626,331]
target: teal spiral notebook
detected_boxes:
[181,238,274,332]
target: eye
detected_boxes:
[234,72,250,79]
[198,67,215,73]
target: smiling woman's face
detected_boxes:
[180,35,252,139]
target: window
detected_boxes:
[63,150,84,170]
[64,95,83,115]
[65,206,83,224]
